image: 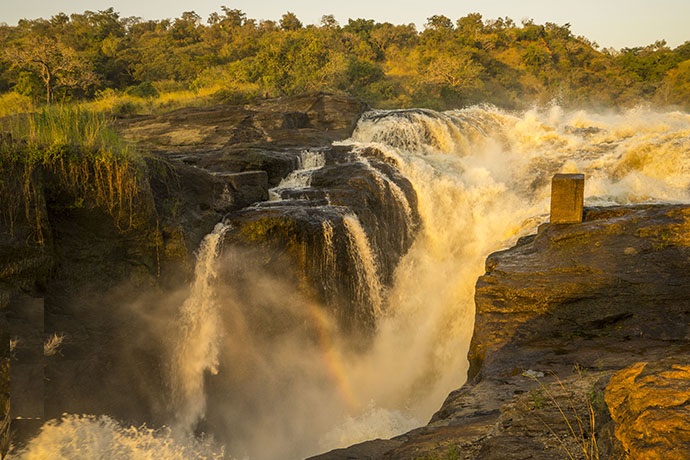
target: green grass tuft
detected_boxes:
[0,104,146,243]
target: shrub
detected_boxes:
[0,92,35,118]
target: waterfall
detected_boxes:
[170,222,229,434]
[270,150,327,200]
[343,214,384,317]
[350,151,416,237]
[12,105,690,459]
[337,105,690,424]
[9,224,231,459]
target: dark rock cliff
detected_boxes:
[469,204,690,382]
[224,145,419,333]
[1,94,393,444]
[314,204,690,460]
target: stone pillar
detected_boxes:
[550,173,584,224]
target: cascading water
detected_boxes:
[11,105,690,459]
[343,214,384,317]
[170,222,230,434]
[9,224,232,459]
[270,150,327,200]
[333,105,690,430]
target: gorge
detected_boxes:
[2,94,690,459]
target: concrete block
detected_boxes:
[550,174,585,224]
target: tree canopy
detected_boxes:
[1,8,689,110]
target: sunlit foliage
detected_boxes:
[0,8,689,111]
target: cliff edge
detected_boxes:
[314,204,690,460]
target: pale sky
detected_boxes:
[1,0,689,50]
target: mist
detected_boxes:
[10,104,690,459]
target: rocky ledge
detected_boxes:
[1,93,421,449]
[314,204,690,460]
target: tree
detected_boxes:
[280,12,302,31]
[456,13,484,37]
[656,59,690,108]
[423,52,483,90]
[320,14,339,29]
[5,36,98,103]
[343,18,376,38]
[208,7,246,28]
[171,11,202,43]
[425,15,454,31]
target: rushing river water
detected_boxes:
[10,105,690,459]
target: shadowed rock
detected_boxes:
[314,203,690,460]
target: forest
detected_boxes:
[1,7,690,115]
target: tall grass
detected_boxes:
[5,105,128,151]
[522,371,601,460]
[85,86,219,116]
[0,105,145,242]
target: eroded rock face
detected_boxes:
[1,94,387,444]
[470,204,690,381]
[605,357,690,460]
[314,204,690,460]
[224,145,420,332]
[0,95,370,440]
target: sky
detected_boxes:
[1,0,689,50]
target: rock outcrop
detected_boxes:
[314,204,690,459]
[1,94,377,444]
[605,358,690,460]
[469,204,690,381]
[224,145,419,332]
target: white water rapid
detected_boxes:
[10,105,690,459]
[336,105,690,426]
[270,150,327,200]
[170,222,230,434]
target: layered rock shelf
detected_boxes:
[0,94,392,454]
[315,204,690,459]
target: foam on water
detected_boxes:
[336,105,690,423]
[270,150,327,199]
[8,414,224,460]
[15,105,690,458]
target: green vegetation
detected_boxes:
[1,8,688,243]
[0,8,689,112]
[0,106,144,243]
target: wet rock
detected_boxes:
[469,204,690,381]
[223,145,420,333]
[308,439,403,460]
[215,171,269,210]
[1,94,377,452]
[195,147,298,187]
[317,203,690,459]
